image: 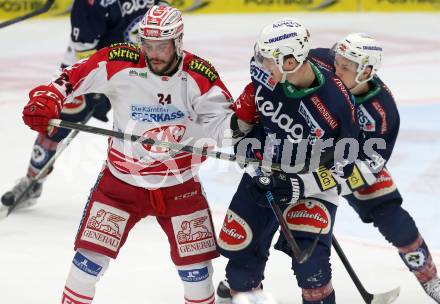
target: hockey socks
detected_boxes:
[398,234,438,284]
[28,133,58,178]
[302,281,335,304]
[177,261,215,304]
[62,249,110,304]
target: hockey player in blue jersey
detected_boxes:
[216,18,360,304]
[302,33,439,303]
[1,0,167,211]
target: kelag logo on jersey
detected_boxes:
[131,105,185,123]
[356,105,376,132]
[250,61,276,91]
[256,85,303,143]
[299,101,325,144]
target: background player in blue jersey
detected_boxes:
[216,18,360,304]
[1,0,167,210]
[305,33,439,303]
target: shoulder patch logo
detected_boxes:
[188,59,218,83]
[108,43,140,63]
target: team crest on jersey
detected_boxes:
[108,43,140,63]
[299,101,325,144]
[284,199,331,234]
[250,61,276,91]
[188,58,218,83]
[356,105,376,132]
[172,209,216,258]
[80,202,130,252]
[142,125,186,153]
[218,209,253,251]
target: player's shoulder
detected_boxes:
[90,43,144,78]
[182,51,221,94]
[308,48,334,72]
[316,65,357,123]
[368,76,399,124]
[374,76,397,105]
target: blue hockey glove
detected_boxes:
[249,172,303,207]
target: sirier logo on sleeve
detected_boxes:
[188,59,218,83]
[108,43,140,63]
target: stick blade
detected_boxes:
[371,287,400,304]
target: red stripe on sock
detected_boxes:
[62,292,89,304]
[64,286,94,300]
[185,292,215,303]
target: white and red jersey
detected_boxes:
[44,43,234,188]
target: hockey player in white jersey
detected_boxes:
[1,0,167,213]
[21,5,250,304]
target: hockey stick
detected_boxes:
[255,168,322,264]
[50,118,322,263]
[332,235,400,304]
[3,111,96,217]
[0,0,55,29]
[48,119,295,173]
[266,191,321,264]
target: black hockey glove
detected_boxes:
[89,94,111,122]
[249,172,304,208]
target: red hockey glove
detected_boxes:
[231,82,259,124]
[22,85,63,133]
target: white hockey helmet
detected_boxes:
[138,5,184,56]
[334,33,383,84]
[254,18,311,77]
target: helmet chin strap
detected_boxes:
[279,60,304,83]
[351,69,374,91]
